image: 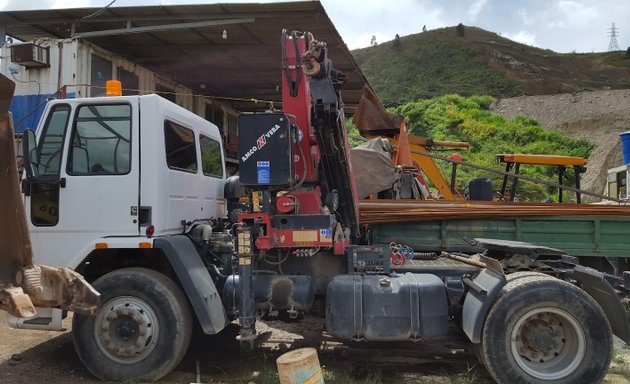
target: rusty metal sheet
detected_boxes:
[352,86,403,135]
[0,72,32,288]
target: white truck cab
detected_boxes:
[13,94,231,380]
[23,94,226,271]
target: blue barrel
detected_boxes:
[622,131,630,164]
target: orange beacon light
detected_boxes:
[106,80,123,96]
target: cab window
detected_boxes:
[30,104,71,226]
[200,134,223,178]
[164,121,197,172]
[37,104,71,177]
[67,104,132,175]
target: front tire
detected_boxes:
[72,268,192,382]
[480,274,612,384]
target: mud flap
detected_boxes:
[461,267,507,343]
[574,265,630,344]
[154,235,228,334]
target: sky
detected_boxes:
[0,0,628,53]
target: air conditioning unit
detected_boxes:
[10,43,50,68]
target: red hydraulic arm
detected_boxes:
[297,34,360,238]
[281,30,320,183]
[280,30,360,238]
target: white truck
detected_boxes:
[17,93,229,379]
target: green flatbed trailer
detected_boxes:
[371,215,630,274]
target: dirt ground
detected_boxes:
[1,311,629,384]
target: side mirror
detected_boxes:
[22,128,39,179]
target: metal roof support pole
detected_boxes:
[71,18,255,38]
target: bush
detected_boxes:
[391,95,593,201]
[456,23,465,37]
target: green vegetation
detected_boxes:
[456,23,465,37]
[391,95,593,201]
[352,28,522,106]
[603,50,630,69]
[352,26,630,106]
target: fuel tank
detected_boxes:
[326,273,448,341]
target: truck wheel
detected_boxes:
[505,271,549,282]
[72,268,192,382]
[480,275,612,384]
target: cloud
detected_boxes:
[549,1,599,28]
[517,9,532,26]
[467,0,487,22]
[345,32,391,50]
[505,30,536,46]
[322,0,450,49]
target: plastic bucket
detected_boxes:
[621,131,630,164]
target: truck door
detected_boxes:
[27,101,139,267]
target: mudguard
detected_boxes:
[461,267,507,343]
[154,235,228,334]
[574,265,630,344]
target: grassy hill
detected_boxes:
[352,26,630,106]
[393,95,593,201]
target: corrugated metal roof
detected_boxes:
[0,1,370,113]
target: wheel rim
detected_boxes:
[510,307,586,380]
[94,296,159,364]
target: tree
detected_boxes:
[370,35,377,46]
[456,23,465,37]
[626,46,630,58]
[392,34,401,50]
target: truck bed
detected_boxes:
[371,215,630,259]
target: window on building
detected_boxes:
[90,55,113,97]
[200,135,223,178]
[164,121,197,172]
[156,85,176,103]
[117,67,139,96]
[227,114,238,136]
[205,103,224,128]
[68,104,132,175]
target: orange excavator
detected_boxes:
[0,74,99,319]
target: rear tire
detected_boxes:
[72,268,192,382]
[505,271,548,282]
[480,274,612,384]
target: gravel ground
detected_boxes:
[1,310,629,384]
[490,89,630,201]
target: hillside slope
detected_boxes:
[352,26,630,106]
[491,89,630,199]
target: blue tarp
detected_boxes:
[10,93,75,133]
